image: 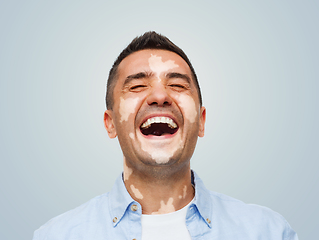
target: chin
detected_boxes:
[141,149,185,167]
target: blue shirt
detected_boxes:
[33,171,298,240]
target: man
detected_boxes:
[33,31,298,239]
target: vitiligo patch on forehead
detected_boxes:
[148,54,179,78]
[151,197,175,215]
[119,97,139,122]
[176,94,198,123]
[130,185,143,199]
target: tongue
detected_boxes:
[152,129,165,136]
[141,123,177,136]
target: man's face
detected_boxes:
[104,49,206,171]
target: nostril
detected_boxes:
[149,100,170,106]
[146,89,173,106]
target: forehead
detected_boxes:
[117,49,193,81]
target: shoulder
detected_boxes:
[208,191,298,239]
[33,193,110,240]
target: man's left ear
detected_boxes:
[198,106,206,137]
[104,110,117,138]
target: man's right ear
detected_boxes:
[104,110,117,138]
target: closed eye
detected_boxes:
[169,84,188,91]
[170,84,186,88]
[130,85,147,92]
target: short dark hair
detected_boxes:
[106,31,202,109]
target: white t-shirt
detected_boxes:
[141,199,194,240]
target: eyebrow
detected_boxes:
[124,71,153,85]
[166,72,191,83]
[123,71,191,86]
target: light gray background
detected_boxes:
[1,1,318,239]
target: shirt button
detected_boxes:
[113,217,118,223]
[206,218,211,224]
[131,204,138,212]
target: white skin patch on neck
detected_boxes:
[178,185,187,199]
[123,157,133,181]
[148,54,179,79]
[176,94,198,123]
[119,97,139,122]
[151,197,175,215]
[182,185,187,198]
[130,185,143,199]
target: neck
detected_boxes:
[123,161,194,215]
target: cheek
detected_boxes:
[175,94,198,123]
[119,97,139,123]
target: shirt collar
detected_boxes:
[192,170,213,228]
[108,174,137,227]
[108,170,213,228]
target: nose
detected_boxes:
[146,81,172,107]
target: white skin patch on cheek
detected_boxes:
[129,132,134,139]
[176,94,198,123]
[151,197,175,215]
[148,54,179,78]
[119,97,139,123]
[123,158,133,181]
[130,185,143,199]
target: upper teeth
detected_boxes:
[141,117,177,129]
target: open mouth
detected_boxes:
[140,116,178,136]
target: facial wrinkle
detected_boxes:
[119,97,139,122]
[148,54,179,79]
[176,94,197,123]
[151,197,175,215]
[130,185,143,199]
[123,157,133,181]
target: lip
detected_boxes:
[140,129,179,139]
